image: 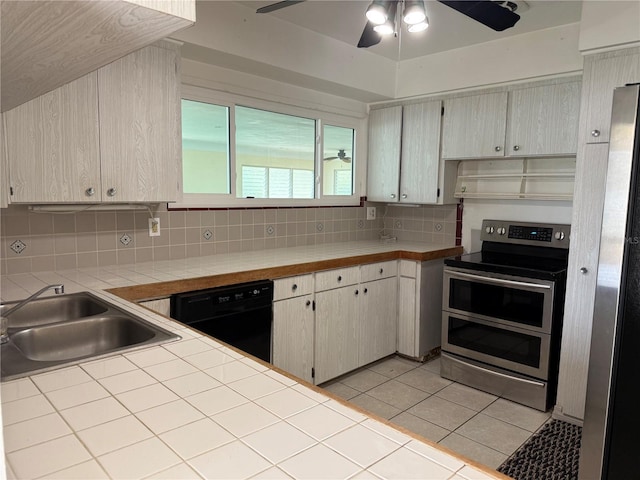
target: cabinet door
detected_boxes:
[583,51,640,143]
[556,143,611,420]
[1,122,8,208]
[507,82,581,156]
[367,106,402,202]
[4,72,101,203]
[359,277,398,366]
[400,101,442,204]
[314,286,359,384]
[273,295,314,383]
[98,44,180,202]
[397,276,417,357]
[442,92,508,159]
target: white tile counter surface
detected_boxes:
[1,241,504,479]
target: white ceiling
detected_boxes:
[238,0,582,61]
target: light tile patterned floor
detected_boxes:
[321,355,551,469]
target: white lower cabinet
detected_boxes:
[359,276,398,366]
[314,284,360,384]
[397,259,444,360]
[272,274,314,383]
[272,294,315,383]
[272,261,402,385]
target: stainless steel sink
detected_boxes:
[1,292,180,381]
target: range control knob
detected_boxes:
[253,289,259,295]
[497,227,506,235]
[555,232,566,241]
[485,226,495,234]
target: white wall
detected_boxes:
[396,23,583,99]
[172,1,397,102]
[579,0,640,52]
[461,199,573,252]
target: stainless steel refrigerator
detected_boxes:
[580,83,640,479]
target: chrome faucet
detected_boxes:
[0,284,65,344]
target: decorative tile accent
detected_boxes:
[357,219,364,229]
[316,222,324,232]
[435,223,443,232]
[266,225,275,236]
[395,220,402,229]
[10,239,26,254]
[203,229,213,240]
[119,233,132,246]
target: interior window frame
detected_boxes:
[173,85,365,209]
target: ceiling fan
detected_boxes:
[323,149,352,163]
[256,0,522,49]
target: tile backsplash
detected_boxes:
[0,203,458,274]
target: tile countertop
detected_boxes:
[0,241,508,480]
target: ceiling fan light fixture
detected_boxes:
[365,1,389,25]
[408,17,429,32]
[373,19,395,35]
[403,0,426,25]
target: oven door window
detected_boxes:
[447,316,542,370]
[448,277,546,328]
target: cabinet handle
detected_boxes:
[85,187,95,197]
[513,145,520,151]
[364,288,368,294]
[390,193,396,199]
[591,129,601,137]
[495,146,502,152]
[355,289,359,296]
[337,276,342,282]
[580,267,588,274]
[401,194,407,199]
[107,187,117,197]
[379,268,383,274]
[292,284,298,291]
[306,300,311,307]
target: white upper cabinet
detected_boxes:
[399,101,442,204]
[507,82,581,156]
[4,73,102,203]
[1,0,195,112]
[367,106,402,203]
[3,42,181,204]
[368,100,451,204]
[442,81,581,160]
[442,92,508,159]
[99,43,181,203]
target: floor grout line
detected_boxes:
[320,354,551,469]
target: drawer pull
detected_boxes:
[306,300,311,307]
[364,288,368,294]
[355,289,359,296]
[337,275,342,282]
[292,284,298,291]
[379,268,383,274]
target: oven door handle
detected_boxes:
[445,270,551,290]
[445,354,546,387]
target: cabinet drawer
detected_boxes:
[315,266,359,292]
[399,260,418,278]
[360,261,398,283]
[273,274,314,301]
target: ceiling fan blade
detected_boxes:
[256,0,306,14]
[357,21,382,48]
[437,0,520,31]
[324,156,339,161]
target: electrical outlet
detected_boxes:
[149,217,161,237]
[366,207,376,220]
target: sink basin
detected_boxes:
[1,292,180,381]
[0,292,109,328]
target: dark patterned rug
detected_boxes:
[497,419,582,480]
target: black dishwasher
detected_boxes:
[170,280,273,363]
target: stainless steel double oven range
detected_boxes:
[441,219,570,411]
